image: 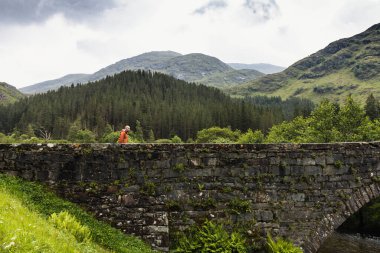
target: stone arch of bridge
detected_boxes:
[304,182,380,253]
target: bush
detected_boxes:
[174,220,247,253]
[49,211,91,242]
[238,129,264,144]
[196,127,240,143]
[155,139,173,143]
[267,234,303,253]
[171,135,183,143]
[101,131,120,143]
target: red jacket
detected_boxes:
[118,129,129,143]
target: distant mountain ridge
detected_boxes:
[228,63,285,74]
[228,23,380,103]
[0,82,25,105]
[20,51,266,94]
[20,74,90,94]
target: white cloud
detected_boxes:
[0,0,379,88]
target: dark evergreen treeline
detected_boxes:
[0,70,314,140]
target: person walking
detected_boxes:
[118,125,130,143]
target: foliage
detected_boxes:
[196,127,240,143]
[135,120,145,143]
[148,129,156,143]
[0,174,153,253]
[101,131,120,143]
[154,139,172,143]
[174,220,247,253]
[0,71,314,141]
[171,135,183,143]
[337,95,368,141]
[308,99,340,142]
[49,211,91,242]
[365,93,380,120]
[0,188,109,253]
[265,117,312,143]
[265,95,380,143]
[238,129,264,144]
[267,234,303,253]
[227,198,252,215]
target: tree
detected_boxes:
[67,121,81,142]
[25,124,36,138]
[338,95,368,141]
[309,100,341,142]
[135,120,144,143]
[148,129,155,143]
[265,117,312,143]
[365,93,380,120]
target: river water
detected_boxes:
[318,232,380,253]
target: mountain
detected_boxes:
[228,23,380,103]
[86,51,182,82]
[0,82,24,105]
[20,74,90,94]
[228,63,285,74]
[20,51,264,93]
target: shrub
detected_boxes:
[171,135,183,143]
[155,139,172,143]
[174,220,247,253]
[49,211,91,242]
[196,126,240,143]
[101,131,120,143]
[267,234,303,253]
[238,129,264,144]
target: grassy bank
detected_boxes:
[0,174,153,253]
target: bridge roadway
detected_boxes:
[1,143,380,252]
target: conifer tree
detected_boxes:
[365,93,380,120]
[135,120,144,143]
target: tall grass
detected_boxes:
[0,174,154,253]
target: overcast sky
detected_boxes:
[1,0,379,88]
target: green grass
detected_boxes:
[0,174,154,253]
[0,82,24,106]
[266,70,380,104]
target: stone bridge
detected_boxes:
[1,143,380,252]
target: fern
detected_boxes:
[49,211,91,242]
[267,234,303,253]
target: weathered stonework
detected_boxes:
[1,143,380,252]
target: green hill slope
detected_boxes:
[228,23,380,103]
[0,82,24,105]
[0,173,153,253]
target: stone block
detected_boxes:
[291,193,305,202]
[304,166,322,176]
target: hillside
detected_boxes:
[0,174,152,252]
[228,63,285,74]
[20,51,265,93]
[198,69,265,88]
[20,74,90,94]
[0,70,313,141]
[0,82,24,105]
[228,23,380,103]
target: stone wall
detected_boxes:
[1,143,380,252]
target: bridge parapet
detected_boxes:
[1,143,380,252]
